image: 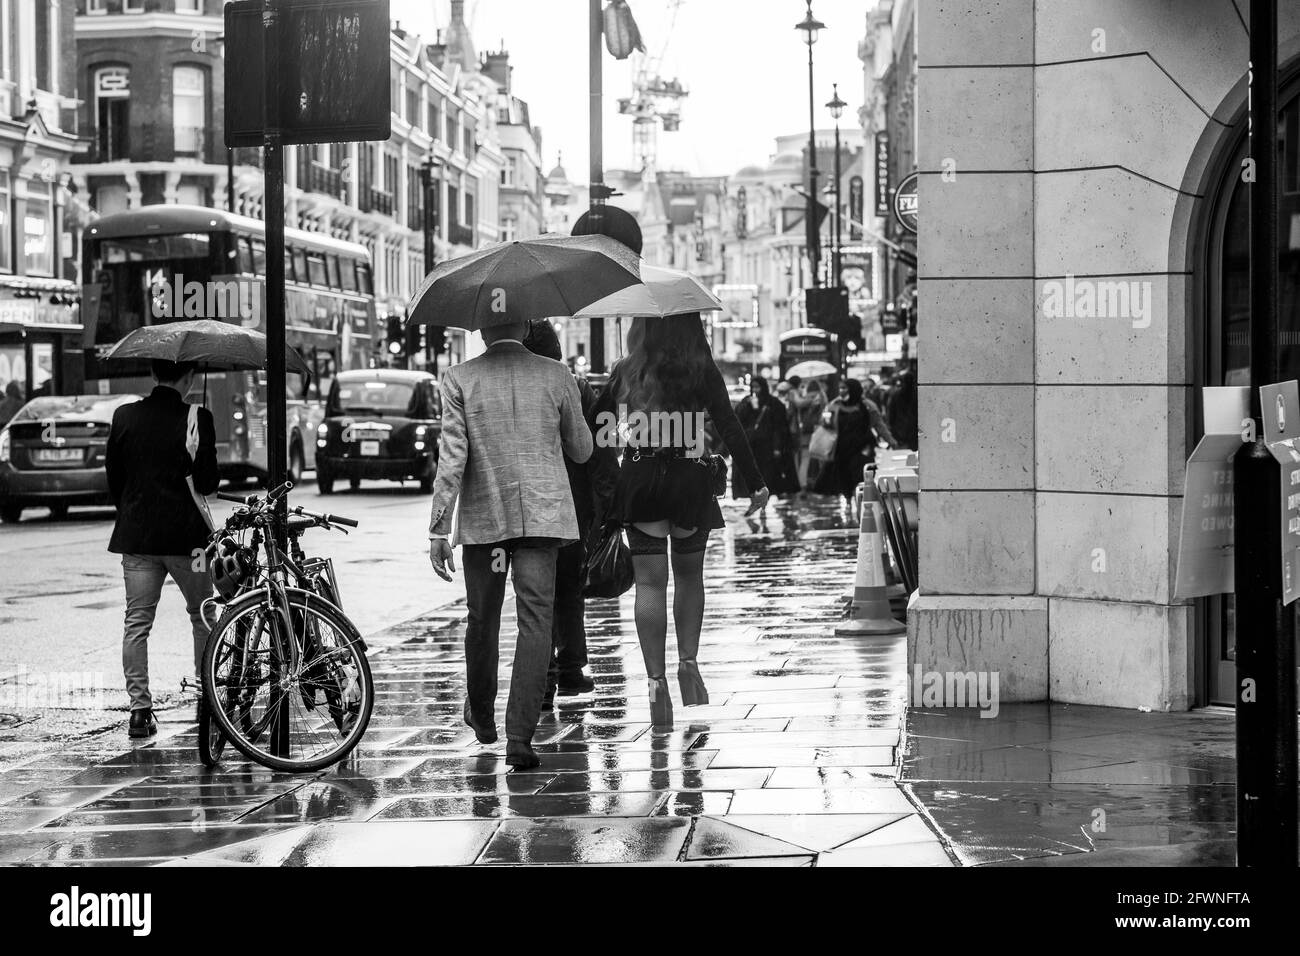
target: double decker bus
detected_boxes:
[74,205,378,484]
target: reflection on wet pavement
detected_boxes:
[0,496,958,866]
[901,705,1240,866]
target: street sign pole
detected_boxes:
[421,158,437,375]
[587,0,606,374]
[1235,0,1298,867]
[261,0,290,760]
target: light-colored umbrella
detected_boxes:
[104,319,312,379]
[573,263,721,319]
[407,234,641,331]
[786,360,837,380]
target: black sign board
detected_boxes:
[849,175,863,239]
[874,132,890,217]
[225,0,391,147]
[806,286,851,338]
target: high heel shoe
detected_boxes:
[678,661,709,706]
[648,677,673,727]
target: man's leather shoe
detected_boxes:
[463,699,498,744]
[506,740,540,769]
[557,674,596,696]
[128,709,157,738]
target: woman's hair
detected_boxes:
[617,312,713,412]
[522,318,563,361]
[750,376,770,397]
[805,380,824,395]
[842,377,864,404]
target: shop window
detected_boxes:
[0,172,10,273]
[23,180,53,276]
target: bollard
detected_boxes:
[836,470,906,636]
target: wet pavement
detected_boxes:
[0,495,955,867]
[901,705,1239,866]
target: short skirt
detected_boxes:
[609,454,724,532]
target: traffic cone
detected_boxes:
[836,474,906,636]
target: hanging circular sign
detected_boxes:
[892,171,918,234]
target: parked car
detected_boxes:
[0,393,143,523]
[314,369,440,495]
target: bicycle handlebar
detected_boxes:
[290,505,359,529]
[217,491,260,505]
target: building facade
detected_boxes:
[911,0,1300,711]
[0,0,83,404]
[483,50,543,243]
[70,0,504,368]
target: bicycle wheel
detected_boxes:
[202,587,374,773]
[196,693,225,767]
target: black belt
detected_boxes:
[623,446,692,462]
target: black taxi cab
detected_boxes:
[314,369,440,495]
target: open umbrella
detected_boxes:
[104,319,312,379]
[573,263,721,319]
[407,234,642,331]
[786,360,837,380]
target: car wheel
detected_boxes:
[349,478,360,491]
[287,441,305,486]
[0,504,21,524]
[48,503,69,520]
[418,458,434,494]
[318,466,335,496]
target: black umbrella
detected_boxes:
[104,319,312,379]
[407,234,642,331]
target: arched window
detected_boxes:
[94,66,130,161]
[172,66,206,160]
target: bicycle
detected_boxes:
[197,481,374,772]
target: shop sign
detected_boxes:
[893,171,918,235]
[873,132,889,218]
[0,298,77,328]
[1174,386,1249,599]
[1260,380,1300,604]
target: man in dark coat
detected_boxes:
[522,319,618,705]
[106,360,219,738]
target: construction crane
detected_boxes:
[616,0,688,171]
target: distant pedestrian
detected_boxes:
[105,360,218,739]
[814,377,897,501]
[590,313,768,726]
[521,318,618,707]
[427,320,593,770]
[789,378,827,489]
[0,380,24,426]
[732,376,790,500]
[887,359,918,450]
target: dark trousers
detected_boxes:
[548,539,588,688]
[462,536,559,742]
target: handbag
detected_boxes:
[808,423,837,463]
[582,521,635,598]
[185,403,215,532]
[700,453,727,497]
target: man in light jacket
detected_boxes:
[427,321,593,769]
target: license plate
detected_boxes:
[360,440,380,456]
[34,448,82,463]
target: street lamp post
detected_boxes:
[420,154,440,373]
[827,84,846,290]
[796,1,824,290]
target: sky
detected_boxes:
[390,0,873,177]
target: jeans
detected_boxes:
[462,536,560,742]
[547,539,588,689]
[121,553,212,712]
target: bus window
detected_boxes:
[357,263,373,295]
[250,239,266,275]
[238,238,255,274]
[307,252,328,287]
[293,248,308,286]
[327,255,343,289]
[339,257,358,292]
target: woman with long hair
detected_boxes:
[815,377,898,501]
[732,375,791,500]
[591,313,768,726]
